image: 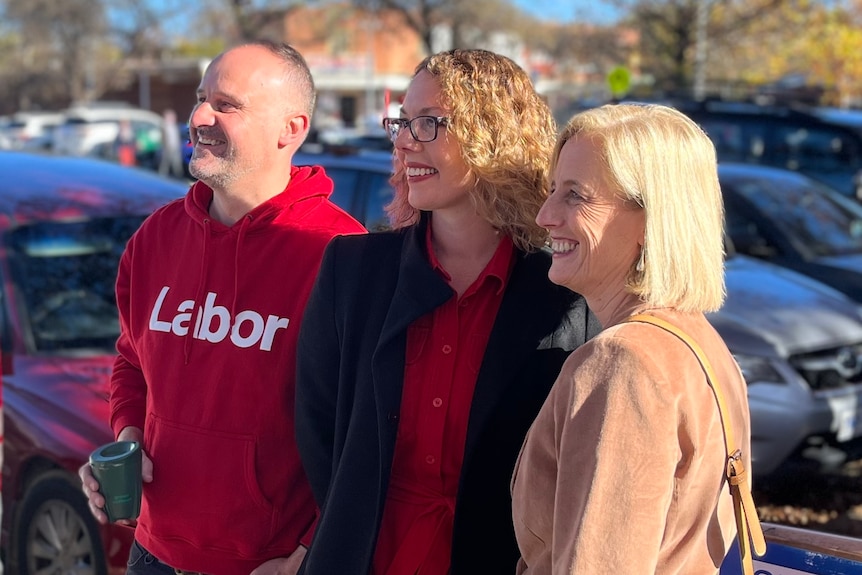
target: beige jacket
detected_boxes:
[511,310,751,574]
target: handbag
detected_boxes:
[624,314,767,575]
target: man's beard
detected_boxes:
[189,149,241,189]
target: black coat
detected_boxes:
[296,218,599,575]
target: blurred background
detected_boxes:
[3,2,862,574]
[2,0,862,160]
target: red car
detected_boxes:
[0,151,186,575]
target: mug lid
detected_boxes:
[89,440,140,463]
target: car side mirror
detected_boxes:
[854,169,862,202]
[732,229,777,259]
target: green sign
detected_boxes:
[607,66,631,97]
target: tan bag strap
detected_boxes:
[626,314,767,575]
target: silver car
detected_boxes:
[717,253,862,475]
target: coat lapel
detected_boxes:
[372,219,452,444]
[464,250,572,456]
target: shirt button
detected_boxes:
[442,344,452,354]
[432,397,443,408]
[425,455,436,465]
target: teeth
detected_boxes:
[407,167,438,177]
[550,240,576,254]
[198,137,223,146]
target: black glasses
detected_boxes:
[382,116,448,143]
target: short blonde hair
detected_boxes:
[386,49,556,251]
[553,104,726,312]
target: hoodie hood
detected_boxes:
[183,165,334,231]
[177,164,336,362]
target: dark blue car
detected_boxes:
[180,123,193,177]
[722,163,862,302]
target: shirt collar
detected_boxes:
[424,218,515,296]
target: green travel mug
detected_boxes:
[88,440,142,522]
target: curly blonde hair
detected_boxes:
[385,49,556,251]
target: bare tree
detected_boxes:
[352,0,521,52]
[603,0,809,95]
[107,0,174,58]
[1,0,110,108]
[228,0,304,42]
[0,0,198,111]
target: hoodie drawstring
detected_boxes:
[184,217,211,365]
[231,214,252,317]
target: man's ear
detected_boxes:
[279,113,310,147]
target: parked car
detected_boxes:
[0,151,187,575]
[0,116,12,150]
[720,163,862,303]
[293,150,862,477]
[53,103,164,168]
[179,123,193,177]
[3,111,64,151]
[294,150,395,231]
[673,100,862,201]
[717,251,862,475]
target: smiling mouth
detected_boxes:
[549,240,577,254]
[407,167,438,177]
[196,136,225,146]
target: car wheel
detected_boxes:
[9,470,108,575]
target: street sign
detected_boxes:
[607,66,631,97]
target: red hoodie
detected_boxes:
[110,165,365,575]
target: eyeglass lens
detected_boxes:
[384,116,442,143]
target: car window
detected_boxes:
[325,167,361,218]
[364,172,394,231]
[772,125,861,172]
[62,118,95,126]
[724,203,780,258]
[698,117,768,163]
[7,216,145,352]
[732,177,862,257]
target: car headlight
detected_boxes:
[733,354,787,385]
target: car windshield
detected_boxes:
[7,216,145,353]
[732,175,862,257]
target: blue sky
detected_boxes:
[510,0,621,24]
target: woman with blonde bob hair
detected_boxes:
[295,49,599,575]
[511,103,755,574]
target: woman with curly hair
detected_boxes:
[295,49,599,575]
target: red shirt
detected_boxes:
[372,228,515,575]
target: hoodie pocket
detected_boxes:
[144,414,275,554]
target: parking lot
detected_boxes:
[754,437,862,538]
[3,102,862,572]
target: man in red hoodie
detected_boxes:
[78,40,365,575]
